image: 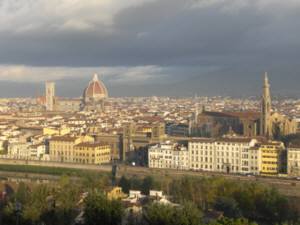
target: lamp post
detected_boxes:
[15,201,22,225]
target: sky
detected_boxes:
[0,0,300,98]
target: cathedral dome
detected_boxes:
[83,74,108,101]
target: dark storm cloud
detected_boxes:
[0,0,300,97]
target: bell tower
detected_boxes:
[261,72,272,137]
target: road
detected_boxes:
[0,158,299,196]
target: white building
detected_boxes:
[148,138,268,175]
[8,142,30,159]
[148,141,189,170]
[188,138,258,174]
[287,145,300,177]
[28,144,47,160]
[7,142,47,160]
[189,138,216,172]
[190,138,262,174]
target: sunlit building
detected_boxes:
[287,144,300,176]
[259,141,285,175]
[73,142,111,165]
[49,135,94,162]
[148,141,189,170]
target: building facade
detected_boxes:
[148,141,189,170]
[8,142,30,159]
[148,138,287,176]
[188,138,259,174]
[287,145,300,177]
[189,73,297,139]
[259,141,285,175]
[73,142,111,165]
[122,122,167,161]
[49,135,94,162]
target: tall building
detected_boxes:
[261,72,272,137]
[259,73,297,138]
[45,81,55,111]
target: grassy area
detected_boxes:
[0,164,107,177]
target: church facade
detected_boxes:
[260,73,297,138]
[190,73,297,139]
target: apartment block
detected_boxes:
[287,144,300,177]
[188,138,258,174]
[259,141,285,175]
[73,142,111,165]
[49,135,94,162]
[148,141,189,170]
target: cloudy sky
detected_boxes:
[0,0,300,97]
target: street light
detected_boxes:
[15,201,22,225]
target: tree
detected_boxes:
[15,182,30,204]
[143,202,203,225]
[214,197,242,219]
[84,192,123,225]
[119,176,131,194]
[212,217,257,225]
[143,203,175,225]
[174,202,203,225]
[141,176,155,195]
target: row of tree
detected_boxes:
[0,174,299,225]
[118,175,300,224]
[84,192,256,225]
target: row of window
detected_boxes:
[191,146,242,151]
[262,161,278,164]
[289,153,300,159]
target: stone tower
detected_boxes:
[45,81,55,111]
[261,72,272,137]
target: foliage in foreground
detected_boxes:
[84,192,123,225]
[0,174,299,225]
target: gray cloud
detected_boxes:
[0,0,300,97]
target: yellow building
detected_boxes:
[106,187,127,200]
[259,141,285,175]
[49,135,94,162]
[74,142,111,165]
[43,126,71,136]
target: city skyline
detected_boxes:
[0,72,298,98]
[0,0,300,97]
[1,1,300,224]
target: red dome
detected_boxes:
[84,74,108,101]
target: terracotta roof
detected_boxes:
[288,145,300,149]
[202,111,260,120]
[218,138,253,143]
[259,141,283,146]
[84,74,108,99]
[190,137,254,143]
[74,142,109,148]
[50,136,77,142]
[189,138,216,143]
